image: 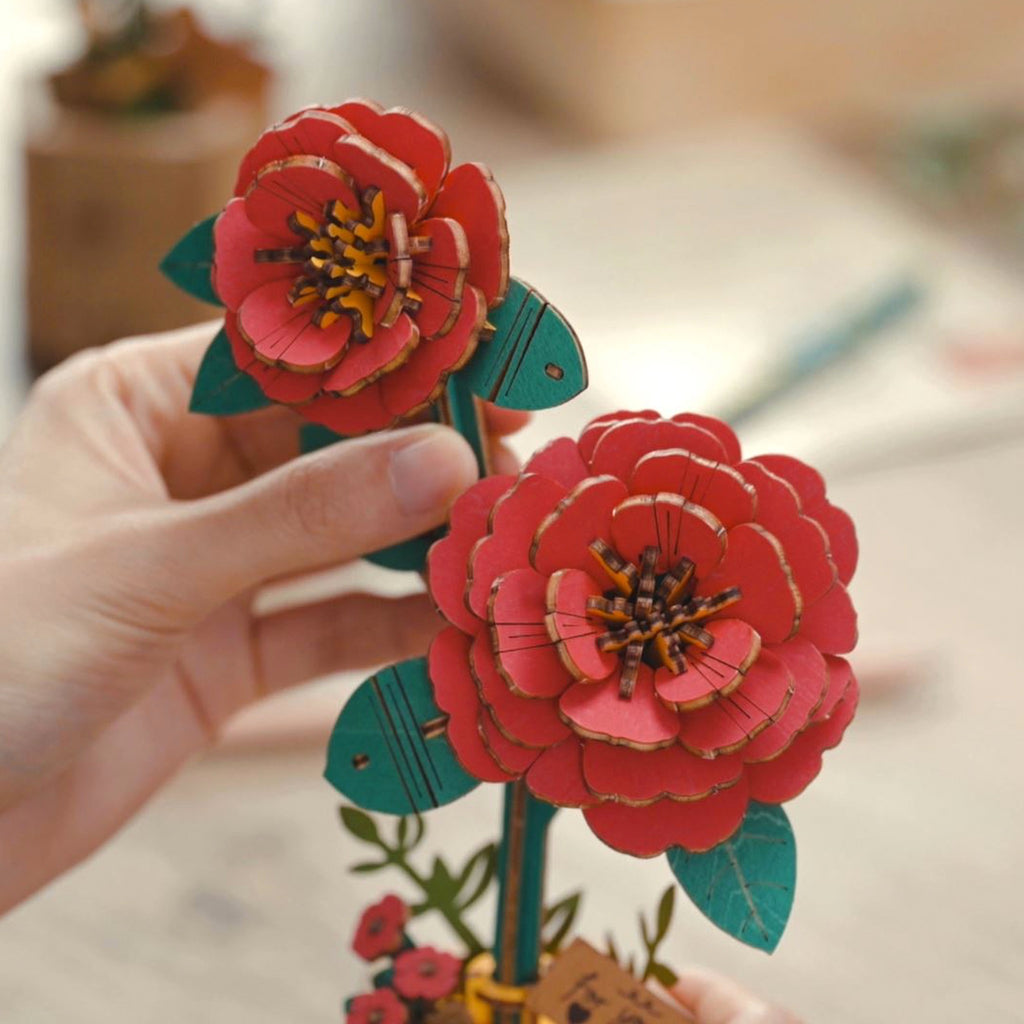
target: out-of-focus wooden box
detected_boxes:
[426,0,1024,136]
[26,95,266,369]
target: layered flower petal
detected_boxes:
[333,133,427,223]
[428,162,509,305]
[212,198,296,310]
[409,217,469,338]
[225,313,323,405]
[244,156,358,237]
[322,314,419,396]
[589,418,727,480]
[525,737,596,807]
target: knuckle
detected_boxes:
[30,347,111,406]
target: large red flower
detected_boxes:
[426,411,860,857]
[212,99,509,434]
[352,893,410,961]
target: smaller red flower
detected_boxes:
[347,989,408,1024]
[393,947,463,1001]
[352,894,409,961]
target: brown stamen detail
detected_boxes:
[585,540,742,700]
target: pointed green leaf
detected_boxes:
[189,328,271,415]
[350,860,389,874]
[655,885,675,944]
[667,802,796,953]
[324,657,479,814]
[647,962,678,988]
[338,806,382,846]
[463,277,587,410]
[542,891,582,955]
[159,213,222,305]
[454,842,497,911]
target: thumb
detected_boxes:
[150,423,479,612]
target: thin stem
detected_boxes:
[390,856,486,956]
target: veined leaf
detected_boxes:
[159,214,221,305]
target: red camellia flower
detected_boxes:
[213,99,509,434]
[352,894,409,961]
[347,988,408,1024]
[392,947,463,1001]
[427,410,860,857]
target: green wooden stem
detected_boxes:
[443,374,489,475]
[493,781,557,995]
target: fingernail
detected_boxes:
[389,427,478,517]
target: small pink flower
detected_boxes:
[347,988,408,1024]
[393,947,463,1001]
[352,894,409,961]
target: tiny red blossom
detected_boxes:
[352,894,409,961]
[393,947,463,1001]
[347,988,408,1024]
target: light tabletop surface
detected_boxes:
[1,4,1024,1022]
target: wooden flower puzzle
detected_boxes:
[163,99,859,1022]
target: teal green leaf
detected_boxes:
[159,213,222,305]
[189,328,271,415]
[463,277,587,410]
[667,802,796,953]
[298,423,437,572]
[298,423,345,454]
[324,657,479,814]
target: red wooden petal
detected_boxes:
[428,162,509,306]
[531,476,629,578]
[800,583,858,655]
[814,655,853,722]
[330,100,451,202]
[546,569,618,681]
[700,523,801,643]
[234,110,352,196]
[590,419,728,483]
[741,460,835,605]
[755,453,827,510]
[470,633,570,748]
[741,639,829,762]
[381,284,485,419]
[524,437,590,491]
[322,315,419,396]
[559,665,679,749]
[610,494,726,577]
[583,779,749,856]
[672,413,742,464]
[410,217,469,338]
[578,410,660,465]
[678,651,794,757]
[480,712,538,775]
[298,382,394,435]
[814,502,859,584]
[212,198,296,310]
[489,568,573,699]
[525,737,596,807]
[630,450,755,529]
[744,671,857,803]
[238,279,351,371]
[656,619,760,710]
[244,156,358,237]
[467,475,567,618]
[335,133,427,225]
[225,313,323,405]
[427,475,517,634]
[581,740,744,805]
[428,627,514,783]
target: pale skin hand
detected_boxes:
[0,324,805,1024]
[0,322,528,914]
[671,970,804,1024]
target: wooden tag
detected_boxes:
[526,940,687,1024]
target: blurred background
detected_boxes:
[1,1,1023,1021]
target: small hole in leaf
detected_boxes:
[352,753,370,770]
[545,362,564,380]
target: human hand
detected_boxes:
[0,322,527,914]
[671,969,804,1023]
